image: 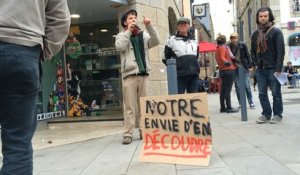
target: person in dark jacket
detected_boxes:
[283,61,296,87]
[251,7,285,124]
[229,32,256,109]
[164,17,200,94]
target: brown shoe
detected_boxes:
[122,137,132,145]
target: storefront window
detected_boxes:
[66,21,122,116]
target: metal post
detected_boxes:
[238,66,247,121]
[62,44,69,118]
[167,59,178,95]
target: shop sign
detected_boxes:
[96,47,119,56]
[139,93,212,166]
[37,111,65,121]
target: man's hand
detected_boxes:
[128,22,136,32]
[143,16,151,26]
[274,72,281,77]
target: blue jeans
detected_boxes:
[177,75,198,94]
[0,41,41,175]
[234,67,254,105]
[292,73,300,87]
[256,68,283,119]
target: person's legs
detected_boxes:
[0,42,41,175]
[122,76,138,141]
[136,76,149,139]
[256,69,272,119]
[233,68,240,104]
[186,75,199,93]
[268,70,283,117]
[224,71,234,109]
[220,70,234,110]
[244,71,254,105]
[219,71,227,111]
[177,76,187,94]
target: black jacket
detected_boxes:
[229,42,252,69]
[251,27,285,72]
[164,33,200,77]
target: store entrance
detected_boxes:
[66,21,122,118]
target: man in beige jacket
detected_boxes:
[115,9,159,144]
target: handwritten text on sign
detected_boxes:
[139,93,212,166]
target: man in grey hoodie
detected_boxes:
[0,0,70,174]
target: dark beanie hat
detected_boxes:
[121,9,137,28]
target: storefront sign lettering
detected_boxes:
[96,47,119,56]
[37,111,65,121]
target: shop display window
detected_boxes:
[66,21,122,112]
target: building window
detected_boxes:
[293,0,300,12]
[239,20,244,42]
[248,9,252,37]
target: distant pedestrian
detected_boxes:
[163,17,200,94]
[251,7,285,124]
[215,34,239,113]
[228,32,256,109]
[115,9,159,144]
[0,0,70,174]
[283,61,296,88]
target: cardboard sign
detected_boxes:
[139,93,212,166]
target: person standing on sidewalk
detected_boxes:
[115,9,159,144]
[251,7,285,124]
[283,61,296,88]
[215,35,239,113]
[163,17,200,94]
[228,32,256,109]
[0,0,70,174]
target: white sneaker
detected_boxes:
[250,104,256,109]
[270,115,282,124]
[256,115,269,124]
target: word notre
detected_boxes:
[145,99,205,118]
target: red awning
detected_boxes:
[199,41,217,53]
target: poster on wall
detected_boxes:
[289,46,300,66]
[139,93,212,166]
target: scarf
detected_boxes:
[229,43,241,65]
[257,22,273,53]
[130,32,146,73]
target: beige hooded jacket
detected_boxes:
[115,24,159,79]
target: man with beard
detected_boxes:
[251,7,285,124]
